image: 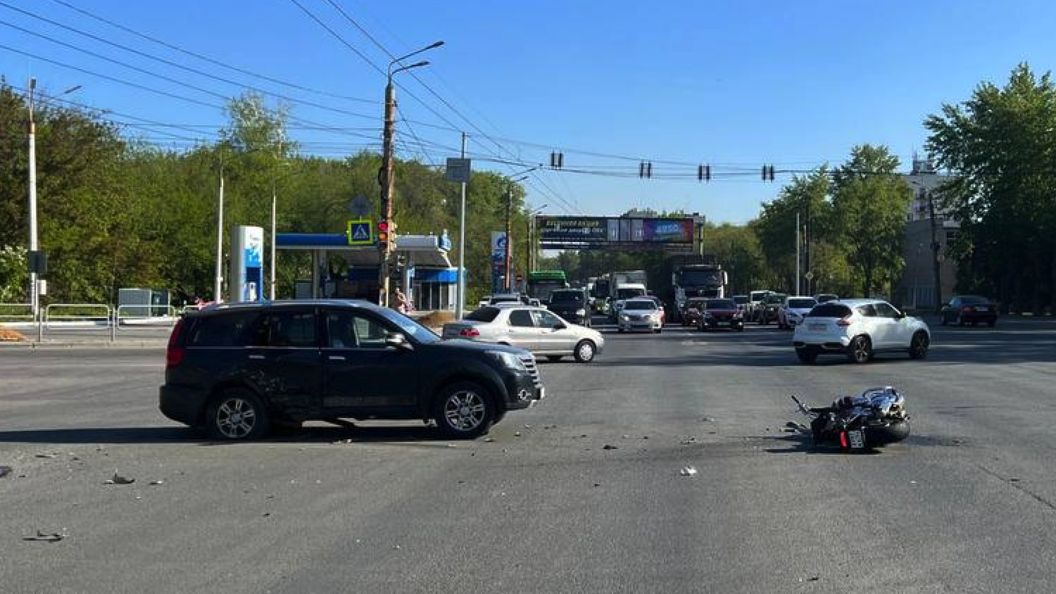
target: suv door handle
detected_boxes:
[248,354,265,360]
[328,355,346,361]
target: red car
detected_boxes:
[699,298,745,332]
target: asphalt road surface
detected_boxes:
[1,317,1055,593]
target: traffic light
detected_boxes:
[377,220,390,250]
[698,164,711,182]
[761,164,775,182]
[550,151,564,168]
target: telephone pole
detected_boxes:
[504,185,512,292]
[378,41,443,307]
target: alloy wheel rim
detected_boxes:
[579,343,594,360]
[444,391,486,431]
[216,398,256,438]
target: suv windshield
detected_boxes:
[375,308,440,344]
[549,290,584,304]
[624,300,656,310]
[617,288,646,300]
[807,303,852,318]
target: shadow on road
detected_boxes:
[761,432,881,455]
[0,423,449,445]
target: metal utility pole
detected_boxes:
[269,178,277,301]
[378,41,443,308]
[796,211,801,295]
[456,132,467,319]
[27,79,39,320]
[804,202,811,295]
[214,160,225,303]
[503,184,513,292]
[927,189,942,311]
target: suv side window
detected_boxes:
[508,309,535,328]
[250,310,318,347]
[856,304,878,317]
[188,311,258,347]
[874,302,900,319]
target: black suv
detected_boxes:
[160,300,544,440]
[546,289,591,326]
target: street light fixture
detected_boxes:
[27,79,82,321]
[378,40,444,307]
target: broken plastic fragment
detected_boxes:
[0,465,11,478]
[148,480,164,486]
[103,471,135,485]
[23,530,64,542]
[34,453,57,459]
[602,444,618,450]
[679,466,698,477]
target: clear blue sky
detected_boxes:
[2,0,1054,223]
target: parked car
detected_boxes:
[442,305,603,363]
[940,295,998,327]
[159,300,544,440]
[758,293,787,325]
[699,298,745,332]
[813,293,839,304]
[792,299,931,364]
[546,289,592,327]
[681,297,708,327]
[617,298,663,333]
[777,296,818,330]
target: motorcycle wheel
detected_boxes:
[866,420,911,446]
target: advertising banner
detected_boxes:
[538,217,695,249]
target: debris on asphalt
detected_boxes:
[103,471,135,485]
[0,465,11,478]
[602,444,618,450]
[23,530,65,542]
[332,439,353,444]
[593,482,601,487]
[1009,477,1021,483]
[34,452,57,459]
[642,435,649,440]
[513,432,522,437]
[621,434,629,439]
[262,512,271,518]
[484,437,495,443]
[523,424,531,429]
[680,437,699,445]
[679,466,698,477]
[148,480,164,486]
[700,416,716,423]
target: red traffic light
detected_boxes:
[378,221,389,232]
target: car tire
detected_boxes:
[847,335,871,364]
[909,331,930,359]
[206,388,270,441]
[434,382,494,439]
[546,355,563,362]
[573,340,596,363]
[796,347,818,364]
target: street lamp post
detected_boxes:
[526,205,547,282]
[26,79,81,320]
[502,172,533,292]
[378,40,444,307]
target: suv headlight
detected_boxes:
[487,350,526,371]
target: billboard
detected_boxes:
[537,216,695,249]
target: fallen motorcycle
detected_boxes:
[790,386,910,452]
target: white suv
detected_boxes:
[792,299,931,364]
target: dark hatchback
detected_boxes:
[546,289,591,326]
[160,300,544,440]
[940,295,998,327]
[699,298,745,332]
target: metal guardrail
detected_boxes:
[114,304,179,330]
[0,302,33,323]
[44,303,115,341]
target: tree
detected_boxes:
[831,145,912,297]
[925,63,1056,314]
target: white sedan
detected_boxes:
[617,298,663,333]
[441,305,604,363]
[777,296,818,329]
[792,299,931,364]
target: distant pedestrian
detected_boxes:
[394,288,410,314]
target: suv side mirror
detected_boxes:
[385,331,413,351]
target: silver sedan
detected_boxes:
[442,305,605,363]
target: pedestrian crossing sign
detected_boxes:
[347,219,373,245]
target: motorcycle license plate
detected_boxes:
[846,430,866,450]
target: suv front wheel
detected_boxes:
[435,382,495,439]
[206,388,271,441]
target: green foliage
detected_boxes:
[925,63,1056,313]
[0,83,533,306]
[0,245,27,302]
[831,144,912,297]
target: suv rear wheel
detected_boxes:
[206,388,270,441]
[847,336,872,364]
[435,382,495,439]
